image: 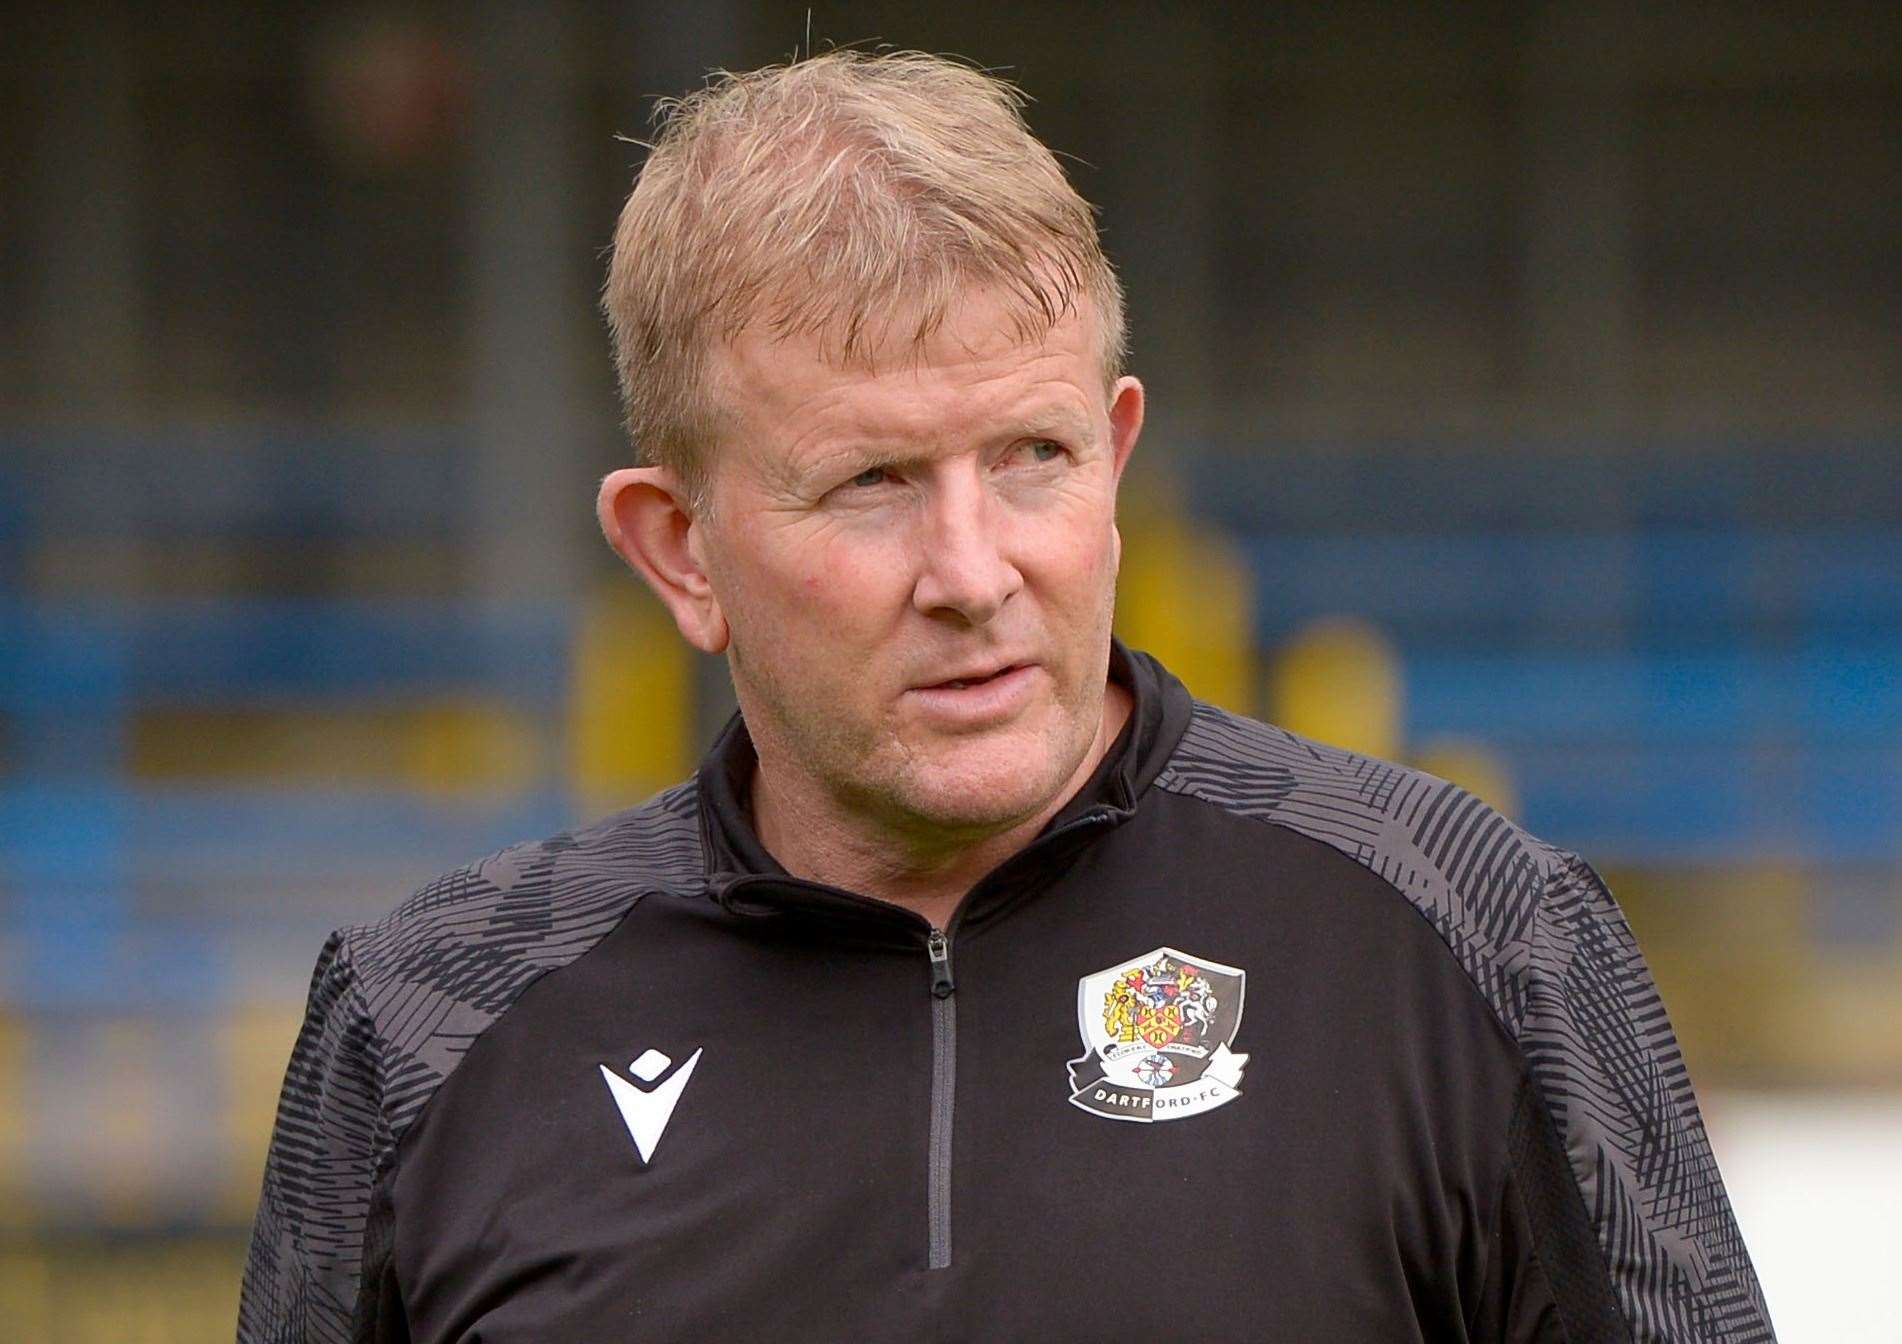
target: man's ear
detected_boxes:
[1105,376,1145,573]
[1106,375,1144,485]
[596,467,729,654]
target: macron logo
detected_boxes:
[600,1047,702,1164]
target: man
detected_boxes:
[240,52,1774,1342]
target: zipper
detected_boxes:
[916,811,1117,1273]
[717,807,1124,1274]
[926,927,955,998]
[924,926,956,1270]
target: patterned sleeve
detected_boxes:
[238,928,392,1343]
[1516,849,1775,1342]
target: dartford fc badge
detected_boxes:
[1067,947,1248,1123]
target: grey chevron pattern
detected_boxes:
[236,783,704,1343]
[1154,702,1775,1343]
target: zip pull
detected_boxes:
[925,928,955,999]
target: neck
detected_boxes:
[751,682,1132,930]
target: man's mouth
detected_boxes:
[905,663,1041,724]
[925,664,1023,691]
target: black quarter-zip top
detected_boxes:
[241,643,1776,1343]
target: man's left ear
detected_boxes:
[1107,376,1144,483]
[1105,376,1143,572]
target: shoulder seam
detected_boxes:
[345,783,704,1149]
[1154,699,1772,1339]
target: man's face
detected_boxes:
[693,290,1143,840]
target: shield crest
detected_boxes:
[1067,947,1247,1123]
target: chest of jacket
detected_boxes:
[385,797,1523,1342]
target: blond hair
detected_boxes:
[602,50,1126,498]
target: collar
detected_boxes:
[696,639,1192,933]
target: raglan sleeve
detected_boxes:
[1479,848,1776,1343]
[238,927,394,1343]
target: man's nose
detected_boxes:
[911,476,1023,626]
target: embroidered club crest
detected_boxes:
[1067,947,1247,1123]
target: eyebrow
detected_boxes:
[1012,404,1095,443]
[772,445,911,498]
[782,404,1099,492]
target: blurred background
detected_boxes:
[1,2,1897,1338]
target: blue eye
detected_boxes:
[849,467,888,488]
[1020,440,1064,464]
